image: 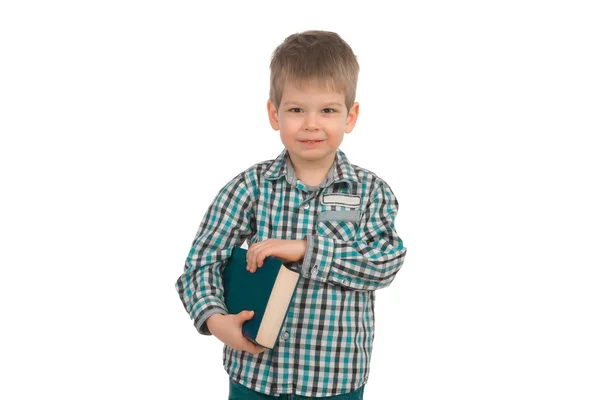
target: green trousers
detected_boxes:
[228,379,365,399]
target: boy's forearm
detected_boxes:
[205,312,226,335]
[300,233,406,291]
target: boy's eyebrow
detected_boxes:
[282,101,344,107]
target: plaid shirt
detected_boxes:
[175,147,407,397]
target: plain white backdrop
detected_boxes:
[1,1,599,399]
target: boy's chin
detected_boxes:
[288,147,337,161]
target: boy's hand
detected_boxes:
[206,311,266,355]
[246,239,307,273]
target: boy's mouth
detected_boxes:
[300,140,324,144]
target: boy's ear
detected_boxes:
[267,100,279,131]
[345,102,360,133]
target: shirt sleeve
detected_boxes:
[174,172,255,335]
[300,180,407,291]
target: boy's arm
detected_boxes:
[300,180,407,291]
[175,172,255,336]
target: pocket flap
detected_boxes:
[317,209,361,223]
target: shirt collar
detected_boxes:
[262,147,360,188]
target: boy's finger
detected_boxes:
[256,254,264,268]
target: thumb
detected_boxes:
[238,310,254,321]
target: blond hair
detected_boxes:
[269,30,360,112]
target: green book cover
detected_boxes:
[223,246,300,349]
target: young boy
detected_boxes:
[175,30,407,399]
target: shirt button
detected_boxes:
[343,280,350,286]
[311,266,318,275]
[280,331,289,341]
[304,203,310,210]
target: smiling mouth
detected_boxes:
[300,140,324,144]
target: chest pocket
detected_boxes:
[316,209,361,241]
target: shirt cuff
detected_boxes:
[301,234,335,283]
[192,295,228,336]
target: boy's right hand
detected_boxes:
[206,310,266,355]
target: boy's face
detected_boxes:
[267,80,359,168]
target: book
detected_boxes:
[222,246,300,349]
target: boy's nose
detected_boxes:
[303,113,318,130]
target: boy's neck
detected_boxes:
[288,151,336,187]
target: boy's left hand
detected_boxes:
[246,239,307,273]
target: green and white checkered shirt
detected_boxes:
[175,147,407,397]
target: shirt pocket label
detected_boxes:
[321,193,361,208]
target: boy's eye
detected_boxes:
[287,107,337,113]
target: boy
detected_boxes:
[175,30,407,399]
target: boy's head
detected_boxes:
[267,30,360,168]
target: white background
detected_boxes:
[1,1,599,399]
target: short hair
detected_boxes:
[269,30,360,112]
